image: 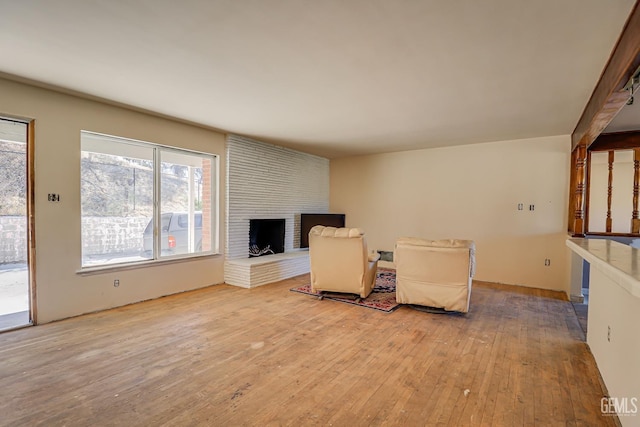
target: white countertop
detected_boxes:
[566,238,640,298]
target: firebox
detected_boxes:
[248,219,285,257]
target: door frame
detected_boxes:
[0,115,36,327]
[27,119,36,325]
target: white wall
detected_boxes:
[226,135,329,259]
[0,77,226,323]
[588,266,640,426]
[330,135,571,293]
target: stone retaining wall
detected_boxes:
[81,217,150,256]
[0,216,150,263]
[0,216,27,263]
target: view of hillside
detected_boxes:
[0,140,26,216]
[0,146,200,218]
[81,152,202,217]
[81,153,154,217]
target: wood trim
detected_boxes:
[570,144,587,236]
[590,130,640,151]
[606,151,614,232]
[633,148,640,233]
[584,150,592,233]
[571,2,640,151]
[568,148,577,233]
[27,120,36,325]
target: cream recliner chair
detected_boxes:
[395,238,476,313]
[309,226,380,299]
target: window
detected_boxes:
[81,131,217,268]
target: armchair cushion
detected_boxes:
[396,238,475,277]
[309,226,379,298]
[395,237,475,313]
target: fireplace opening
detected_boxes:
[249,219,285,257]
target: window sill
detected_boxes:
[76,252,222,276]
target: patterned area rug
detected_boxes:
[290,268,399,312]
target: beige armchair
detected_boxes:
[309,226,381,299]
[395,237,476,313]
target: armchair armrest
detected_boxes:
[368,251,381,263]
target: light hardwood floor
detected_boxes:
[0,275,615,426]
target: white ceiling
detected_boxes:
[0,0,635,158]
[606,95,640,133]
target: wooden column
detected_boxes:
[632,148,640,233]
[571,144,587,237]
[606,150,614,232]
[585,150,592,233]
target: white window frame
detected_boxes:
[80,131,219,270]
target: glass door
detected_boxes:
[0,118,31,330]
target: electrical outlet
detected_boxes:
[607,326,611,342]
[544,259,551,266]
[47,193,60,202]
[517,203,524,211]
[114,279,120,287]
[529,204,535,211]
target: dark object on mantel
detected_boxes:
[300,213,346,248]
[378,250,394,262]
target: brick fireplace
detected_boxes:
[224,135,329,287]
